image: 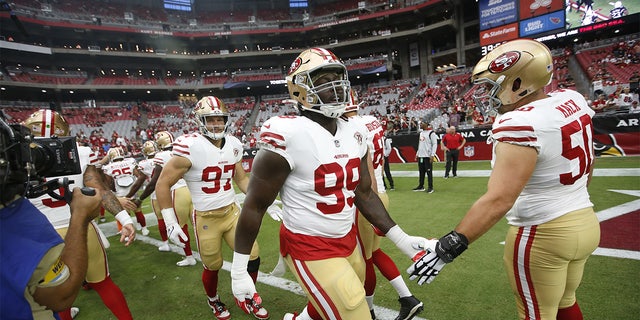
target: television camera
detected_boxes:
[0,111,91,205]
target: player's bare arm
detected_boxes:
[135,164,162,204]
[232,160,250,194]
[454,142,536,243]
[354,151,396,233]
[235,149,290,254]
[84,165,132,216]
[156,155,190,210]
[125,166,147,198]
[32,188,102,311]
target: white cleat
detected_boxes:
[158,242,171,252]
[176,256,197,267]
[141,227,150,236]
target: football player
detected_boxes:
[408,39,600,320]
[23,110,135,320]
[102,146,149,236]
[155,97,270,320]
[230,47,428,320]
[343,93,423,320]
[133,131,196,266]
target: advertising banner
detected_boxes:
[478,0,518,31]
[519,10,565,37]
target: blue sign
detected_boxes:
[478,0,518,31]
[519,10,566,37]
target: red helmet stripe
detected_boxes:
[207,96,220,107]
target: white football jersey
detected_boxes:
[153,150,187,192]
[348,115,385,192]
[137,157,157,199]
[172,133,243,211]
[102,158,138,197]
[491,89,594,226]
[259,115,368,238]
[31,145,98,229]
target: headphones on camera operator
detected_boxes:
[0,110,93,207]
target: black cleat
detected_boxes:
[395,296,423,320]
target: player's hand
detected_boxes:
[119,223,136,246]
[386,225,429,259]
[408,231,468,284]
[161,208,187,248]
[407,239,446,285]
[114,210,136,246]
[266,203,283,221]
[69,187,102,223]
[230,252,259,314]
[118,197,138,212]
[131,197,142,208]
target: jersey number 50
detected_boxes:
[560,114,593,185]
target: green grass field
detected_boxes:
[75,157,640,320]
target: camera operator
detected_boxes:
[0,114,102,319]
[22,109,135,319]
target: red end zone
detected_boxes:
[599,210,640,251]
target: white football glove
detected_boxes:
[407,239,446,285]
[231,252,259,314]
[266,203,283,222]
[407,231,469,285]
[160,208,188,248]
[385,225,429,259]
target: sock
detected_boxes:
[90,276,133,320]
[364,258,377,296]
[181,224,192,256]
[389,276,412,298]
[557,302,583,320]
[202,269,219,298]
[295,306,313,320]
[134,210,146,227]
[307,302,322,320]
[365,295,374,310]
[58,309,72,320]
[372,249,400,280]
[99,207,105,219]
[249,271,258,283]
[157,219,168,241]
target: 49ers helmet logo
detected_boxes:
[489,51,520,73]
[288,57,303,75]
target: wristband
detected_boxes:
[385,225,405,244]
[435,230,469,263]
[160,208,178,225]
[231,252,250,276]
[114,210,133,226]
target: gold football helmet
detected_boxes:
[22,109,70,138]
[470,39,553,115]
[107,146,125,162]
[142,140,159,157]
[286,47,351,118]
[155,131,174,150]
[193,96,229,140]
